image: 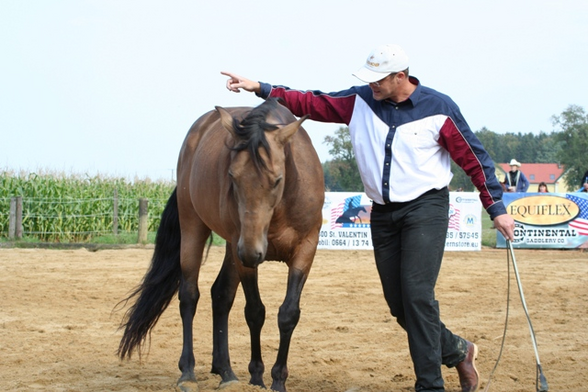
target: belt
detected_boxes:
[372,187,448,212]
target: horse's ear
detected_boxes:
[277,115,309,146]
[216,106,237,137]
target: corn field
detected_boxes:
[0,171,175,242]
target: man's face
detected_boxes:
[510,165,519,171]
[368,73,398,101]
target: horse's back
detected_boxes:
[177,104,298,176]
[177,106,250,169]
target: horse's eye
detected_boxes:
[273,177,282,189]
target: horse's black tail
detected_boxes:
[117,187,182,359]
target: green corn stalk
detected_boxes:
[0,170,175,242]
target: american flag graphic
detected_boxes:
[330,195,363,229]
[566,194,588,236]
[330,201,345,229]
[448,204,460,231]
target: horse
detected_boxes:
[117,98,325,392]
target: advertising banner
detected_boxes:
[497,192,588,249]
[445,192,483,251]
[319,192,482,251]
[319,192,373,250]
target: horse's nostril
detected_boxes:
[237,247,265,268]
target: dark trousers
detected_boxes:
[370,187,467,392]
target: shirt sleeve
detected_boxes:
[438,112,507,219]
[258,82,356,125]
[520,172,530,192]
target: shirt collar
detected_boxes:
[405,76,421,106]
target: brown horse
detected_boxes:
[117,98,325,392]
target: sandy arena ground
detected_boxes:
[0,246,586,391]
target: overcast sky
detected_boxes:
[2,0,587,181]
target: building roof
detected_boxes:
[498,163,566,184]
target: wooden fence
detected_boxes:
[4,194,161,243]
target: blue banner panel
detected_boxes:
[497,192,588,249]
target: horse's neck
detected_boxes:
[283,144,300,188]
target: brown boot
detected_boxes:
[456,341,479,392]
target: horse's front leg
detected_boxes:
[210,244,240,386]
[238,264,267,388]
[270,266,310,392]
[177,229,208,390]
[178,276,198,386]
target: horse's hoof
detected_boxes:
[270,382,285,392]
[177,380,199,392]
[218,379,239,389]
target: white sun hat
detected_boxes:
[352,44,410,83]
[509,159,521,167]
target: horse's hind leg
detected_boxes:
[210,243,240,386]
[237,262,267,388]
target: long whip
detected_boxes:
[483,240,549,392]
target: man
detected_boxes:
[222,43,515,392]
[503,159,529,192]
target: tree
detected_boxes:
[449,161,474,191]
[534,132,563,163]
[553,105,588,189]
[475,127,502,162]
[322,127,363,192]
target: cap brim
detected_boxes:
[352,66,391,84]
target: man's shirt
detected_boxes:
[258,76,506,219]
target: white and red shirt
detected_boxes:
[258,76,507,219]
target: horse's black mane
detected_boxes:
[231,98,282,172]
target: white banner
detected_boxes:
[319,192,482,251]
[445,192,482,251]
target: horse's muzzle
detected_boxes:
[237,242,266,268]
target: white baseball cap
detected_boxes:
[352,44,410,83]
[509,159,521,167]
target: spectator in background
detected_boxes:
[538,182,548,193]
[503,159,529,192]
[581,170,588,192]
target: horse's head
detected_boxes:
[216,99,308,268]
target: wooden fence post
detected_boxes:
[15,196,23,239]
[113,189,119,235]
[137,198,148,244]
[9,197,16,239]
